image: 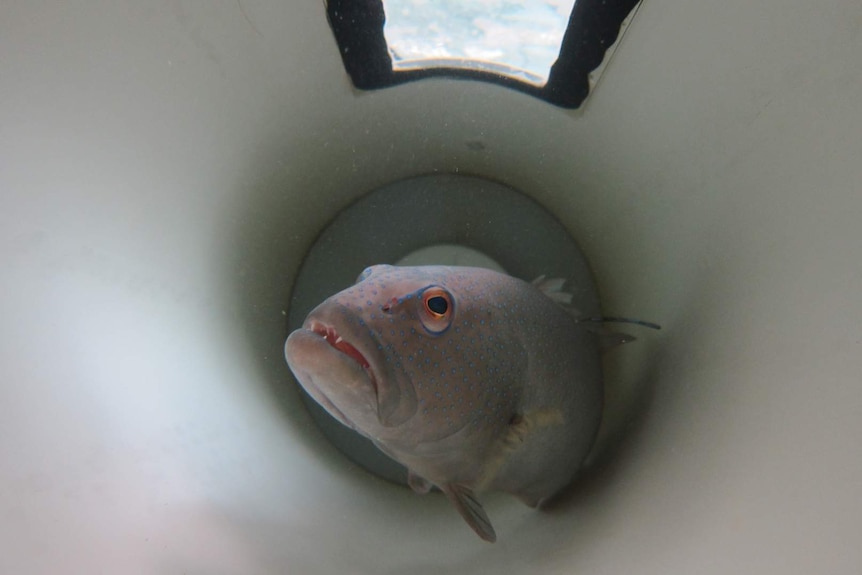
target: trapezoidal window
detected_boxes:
[326,0,642,109]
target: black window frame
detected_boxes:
[325,0,642,109]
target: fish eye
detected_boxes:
[422,289,451,319]
[418,287,454,335]
[426,296,448,316]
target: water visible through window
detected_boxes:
[381,0,577,87]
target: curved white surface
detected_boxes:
[2,1,861,573]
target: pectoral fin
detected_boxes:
[407,470,433,494]
[441,483,497,543]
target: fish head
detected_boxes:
[285,264,470,441]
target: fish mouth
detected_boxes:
[306,319,376,386]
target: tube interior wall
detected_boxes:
[2,2,861,573]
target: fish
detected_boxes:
[285,264,644,542]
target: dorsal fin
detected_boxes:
[441,483,497,543]
[531,275,573,305]
[530,274,660,351]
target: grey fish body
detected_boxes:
[285,265,606,542]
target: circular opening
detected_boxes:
[285,174,601,485]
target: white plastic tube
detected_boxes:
[2,2,861,573]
